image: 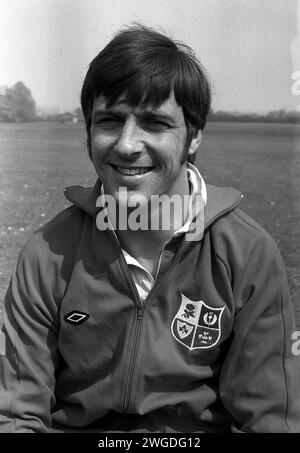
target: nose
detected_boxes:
[114,117,144,157]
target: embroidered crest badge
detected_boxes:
[171,294,225,350]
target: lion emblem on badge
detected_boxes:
[171,294,225,350]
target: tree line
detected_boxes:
[0,81,299,124]
[208,109,300,124]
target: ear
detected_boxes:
[187,129,202,158]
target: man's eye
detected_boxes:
[143,121,170,132]
[95,118,121,128]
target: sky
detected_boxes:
[0,0,299,114]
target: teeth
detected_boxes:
[114,166,152,176]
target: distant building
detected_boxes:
[0,87,11,121]
[0,84,6,96]
[35,107,47,120]
[59,112,78,123]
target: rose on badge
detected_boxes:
[171,294,225,350]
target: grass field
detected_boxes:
[0,121,299,324]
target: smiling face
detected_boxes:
[90,92,202,206]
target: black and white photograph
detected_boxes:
[0,0,299,438]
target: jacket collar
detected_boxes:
[64,179,243,231]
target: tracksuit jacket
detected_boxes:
[0,179,299,433]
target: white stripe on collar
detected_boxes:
[172,163,207,236]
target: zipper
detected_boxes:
[115,235,186,413]
[108,229,146,414]
[122,305,144,413]
[117,248,144,414]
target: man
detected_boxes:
[0,25,299,433]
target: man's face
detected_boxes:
[90,91,200,205]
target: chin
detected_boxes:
[117,190,150,207]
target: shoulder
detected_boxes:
[210,206,278,248]
[208,207,285,274]
[207,208,291,317]
[204,184,277,252]
[9,206,91,304]
[17,205,88,272]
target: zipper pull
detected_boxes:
[0,310,5,355]
[137,306,144,320]
[0,331,5,356]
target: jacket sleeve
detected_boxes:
[0,234,62,433]
[218,225,300,432]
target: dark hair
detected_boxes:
[81,24,211,163]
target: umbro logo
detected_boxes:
[64,311,89,325]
